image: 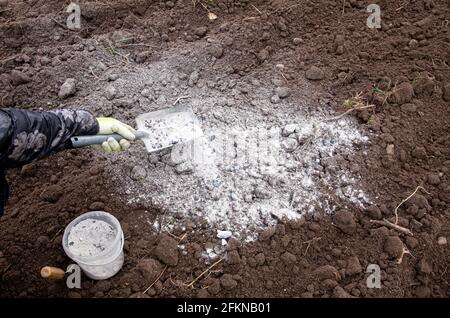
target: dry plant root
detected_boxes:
[324,92,375,122]
[393,186,430,224]
[303,237,321,256]
[396,246,412,265]
[370,186,430,264]
[183,257,224,288]
[143,265,167,294]
[370,186,430,236]
[369,219,413,236]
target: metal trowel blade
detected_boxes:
[135,105,203,153]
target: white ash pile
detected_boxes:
[111,115,369,242]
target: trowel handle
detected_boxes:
[71,130,147,148]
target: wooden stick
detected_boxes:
[116,43,159,49]
[370,219,413,236]
[40,266,65,280]
[143,265,167,294]
[184,257,224,288]
[251,4,262,14]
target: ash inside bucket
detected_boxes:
[68,219,117,257]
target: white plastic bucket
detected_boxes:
[62,211,124,280]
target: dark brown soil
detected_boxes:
[0,0,449,298]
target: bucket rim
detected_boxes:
[62,211,123,265]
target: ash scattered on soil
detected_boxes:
[86,51,372,241]
[138,109,203,152]
[1,0,448,298]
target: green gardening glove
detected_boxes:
[93,117,136,153]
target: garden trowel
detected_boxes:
[71,105,203,153]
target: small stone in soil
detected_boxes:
[293,37,303,45]
[104,84,117,100]
[217,230,232,240]
[417,257,432,274]
[411,146,427,159]
[208,44,224,58]
[130,165,147,180]
[427,173,440,185]
[366,205,382,220]
[58,78,76,99]
[333,286,352,298]
[175,162,193,174]
[437,236,447,245]
[333,210,356,234]
[305,66,324,80]
[346,256,362,276]
[388,82,414,105]
[154,234,179,266]
[384,236,404,259]
[281,138,298,152]
[108,73,119,81]
[400,103,417,112]
[280,252,297,265]
[10,70,31,86]
[220,274,237,290]
[188,71,199,87]
[194,26,208,37]
[313,265,341,281]
[282,124,297,136]
[275,86,290,99]
[137,258,163,281]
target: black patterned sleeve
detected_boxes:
[0,108,99,169]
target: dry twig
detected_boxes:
[166,231,187,243]
[397,246,411,264]
[184,257,224,288]
[393,186,430,224]
[116,43,159,49]
[173,95,190,106]
[324,104,374,122]
[51,228,63,242]
[143,265,167,294]
[89,67,99,79]
[303,237,321,256]
[251,4,262,14]
[370,186,430,236]
[369,219,413,236]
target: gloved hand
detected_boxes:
[94,117,136,153]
